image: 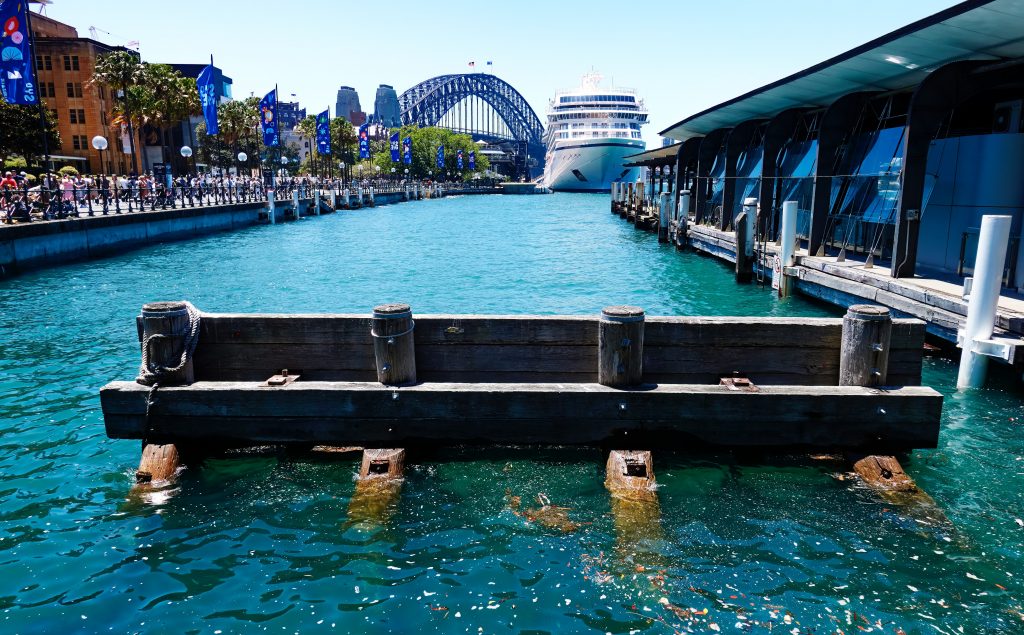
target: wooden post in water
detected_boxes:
[605,450,656,499]
[313,189,321,216]
[839,305,891,387]
[360,448,406,479]
[735,198,756,283]
[267,190,276,224]
[367,187,375,207]
[598,306,645,388]
[341,189,350,209]
[329,189,337,210]
[658,192,670,243]
[134,301,198,488]
[372,303,417,386]
[292,188,299,217]
[675,190,690,249]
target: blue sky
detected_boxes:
[45,0,962,146]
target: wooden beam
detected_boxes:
[101,381,943,450]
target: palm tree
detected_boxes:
[141,64,198,171]
[91,51,144,174]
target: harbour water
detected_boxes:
[0,193,1022,633]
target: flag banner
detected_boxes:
[259,88,278,146]
[457,149,463,170]
[0,0,37,105]
[196,63,218,135]
[436,145,444,170]
[469,151,475,170]
[402,136,412,164]
[358,124,370,159]
[316,109,331,155]
[468,61,475,68]
[389,132,399,162]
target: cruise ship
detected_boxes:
[542,73,648,192]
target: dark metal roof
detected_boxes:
[661,0,1024,140]
[623,143,681,167]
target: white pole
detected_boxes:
[267,190,275,225]
[957,214,1012,389]
[658,192,670,242]
[742,197,756,261]
[679,190,690,221]
[777,200,798,297]
[292,188,299,217]
[329,189,336,209]
[342,188,350,209]
[368,186,375,206]
[313,189,321,216]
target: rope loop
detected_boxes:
[370,320,415,340]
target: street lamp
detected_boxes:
[92,135,109,215]
[339,161,346,187]
[237,151,247,178]
[390,166,396,183]
[180,145,194,179]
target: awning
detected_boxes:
[623,143,681,167]
[661,0,1024,140]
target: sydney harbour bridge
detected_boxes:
[398,74,546,179]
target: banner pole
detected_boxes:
[23,5,50,175]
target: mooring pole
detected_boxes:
[598,306,645,388]
[367,186,375,207]
[292,188,299,217]
[777,200,798,297]
[957,215,1012,389]
[658,192,670,243]
[267,189,276,224]
[840,304,892,387]
[371,303,417,386]
[736,198,756,282]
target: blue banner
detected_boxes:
[316,109,331,155]
[469,151,475,170]
[389,132,399,162]
[358,124,369,160]
[402,136,412,165]
[0,0,37,105]
[457,149,463,170]
[196,63,218,135]
[436,145,444,170]
[259,88,278,147]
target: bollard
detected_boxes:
[736,198,757,282]
[957,215,1012,389]
[658,192,671,242]
[371,303,417,386]
[136,301,198,387]
[598,306,645,388]
[267,190,276,224]
[776,200,798,297]
[839,305,891,387]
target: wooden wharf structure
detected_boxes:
[102,301,943,496]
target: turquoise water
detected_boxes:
[0,193,1022,634]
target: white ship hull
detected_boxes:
[543,138,646,192]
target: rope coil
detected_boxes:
[136,302,202,386]
[370,320,415,340]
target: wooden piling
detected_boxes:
[735,210,752,283]
[136,442,179,484]
[658,192,670,243]
[598,306,645,388]
[840,304,892,387]
[372,303,417,386]
[348,448,405,525]
[359,448,406,479]
[605,450,656,501]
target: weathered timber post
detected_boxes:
[598,306,645,388]
[735,198,756,282]
[360,448,406,479]
[957,214,1012,389]
[329,189,337,209]
[404,184,410,201]
[611,182,619,212]
[371,303,417,386]
[658,192,670,242]
[267,190,276,224]
[357,187,364,207]
[292,188,300,217]
[605,450,656,500]
[839,304,892,387]
[368,186,375,207]
[134,301,201,487]
[341,189,350,209]
[313,189,321,216]
[776,200,798,297]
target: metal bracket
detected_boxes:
[720,376,759,392]
[261,369,300,387]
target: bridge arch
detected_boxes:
[398,73,546,176]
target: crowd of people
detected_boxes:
[1,168,487,223]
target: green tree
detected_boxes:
[0,101,60,169]
[140,64,199,169]
[91,51,144,174]
[387,125,489,180]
